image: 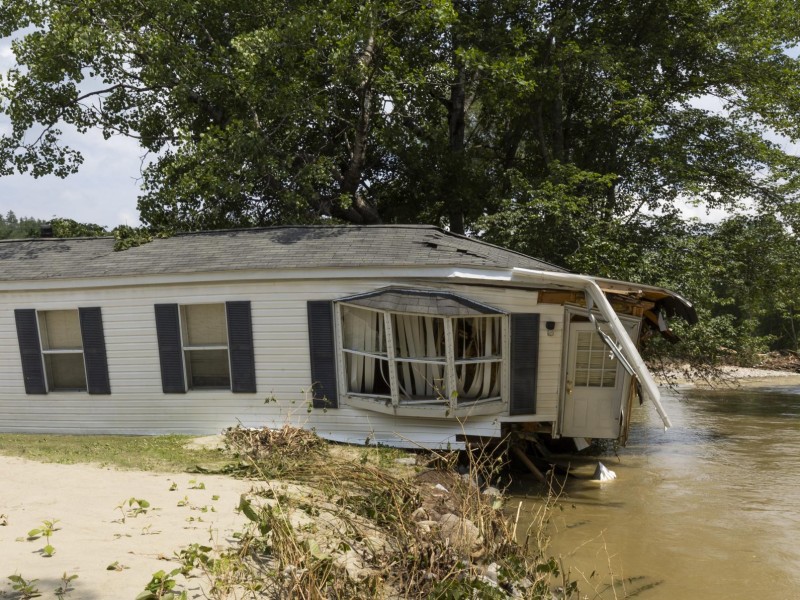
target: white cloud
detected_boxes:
[0,123,144,229]
[1,32,144,229]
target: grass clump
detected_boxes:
[0,434,231,472]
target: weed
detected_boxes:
[106,561,129,571]
[188,480,205,490]
[116,498,151,522]
[7,574,40,599]
[0,514,7,526]
[135,569,186,600]
[27,519,59,557]
[54,572,78,599]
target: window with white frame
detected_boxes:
[37,309,87,391]
[454,316,502,403]
[392,313,448,403]
[574,329,617,388]
[340,304,504,409]
[180,303,231,389]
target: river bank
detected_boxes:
[0,427,566,599]
[655,362,800,387]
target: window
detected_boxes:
[14,307,110,395]
[180,304,231,389]
[454,316,502,403]
[574,329,617,388]
[341,305,391,398]
[38,310,87,391]
[393,313,447,403]
[339,304,505,411]
[154,301,256,394]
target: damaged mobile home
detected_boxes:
[0,225,695,449]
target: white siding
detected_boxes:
[0,276,562,446]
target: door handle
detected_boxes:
[566,380,573,395]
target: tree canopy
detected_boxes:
[3,1,800,233]
[2,0,800,360]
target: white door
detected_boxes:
[560,319,638,439]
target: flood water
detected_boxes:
[513,380,800,599]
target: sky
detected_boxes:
[0,125,144,228]
[0,37,142,229]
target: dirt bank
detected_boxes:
[655,364,800,388]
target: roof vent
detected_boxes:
[40,224,54,238]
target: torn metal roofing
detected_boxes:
[0,225,566,281]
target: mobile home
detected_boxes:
[0,225,694,449]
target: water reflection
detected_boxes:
[513,382,800,600]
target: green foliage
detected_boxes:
[54,572,78,600]
[27,518,59,557]
[7,574,40,599]
[116,498,152,523]
[136,569,187,600]
[112,225,174,251]
[0,211,45,239]
[564,212,800,363]
[50,218,107,238]
[3,1,800,235]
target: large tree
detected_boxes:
[2,0,800,241]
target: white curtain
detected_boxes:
[343,307,385,394]
[393,315,445,400]
[456,317,501,401]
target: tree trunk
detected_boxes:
[335,26,381,225]
[447,59,467,235]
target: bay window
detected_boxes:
[339,300,506,412]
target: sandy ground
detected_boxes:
[0,457,252,599]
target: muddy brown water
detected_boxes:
[512,381,800,599]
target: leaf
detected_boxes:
[238,495,260,523]
[43,544,55,556]
[306,539,329,560]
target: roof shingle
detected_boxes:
[0,225,566,282]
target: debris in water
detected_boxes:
[592,462,617,481]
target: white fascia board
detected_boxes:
[510,268,672,429]
[448,270,513,282]
[0,266,510,293]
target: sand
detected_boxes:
[0,457,252,599]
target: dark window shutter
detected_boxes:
[79,307,111,394]
[14,309,47,394]
[510,313,540,415]
[307,300,338,409]
[226,301,256,393]
[154,304,186,393]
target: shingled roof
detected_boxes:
[0,225,566,282]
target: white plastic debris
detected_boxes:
[591,461,617,481]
